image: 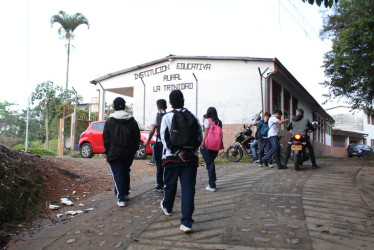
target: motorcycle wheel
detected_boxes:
[226,145,243,162]
[294,150,301,170]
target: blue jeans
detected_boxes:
[200,147,218,188]
[154,141,164,189]
[250,139,258,159]
[258,138,273,165]
[108,157,134,201]
[262,136,282,166]
[162,161,198,227]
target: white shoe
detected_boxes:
[180,224,192,233]
[160,200,172,216]
[117,201,126,207]
[258,164,263,167]
[205,186,216,192]
[268,164,274,168]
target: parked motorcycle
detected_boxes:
[226,125,257,162]
[290,122,317,170]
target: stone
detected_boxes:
[288,224,299,229]
[98,232,104,236]
[285,231,295,236]
[48,205,60,210]
[74,230,81,234]
[241,228,250,232]
[254,237,271,243]
[66,239,76,244]
[99,241,106,246]
[115,241,123,248]
[151,210,158,213]
[284,209,291,213]
[133,215,140,219]
[264,223,277,227]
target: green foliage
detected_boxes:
[51,11,89,41]
[13,145,57,156]
[321,0,374,110]
[302,0,338,8]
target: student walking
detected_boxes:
[261,109,288,169]
[200,107,223,192]
[144,99,167,193]
[160,90,202,233]
[103,97,140,207]
[249,113,261,163]
[257,112,274,168]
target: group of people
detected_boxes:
[102,89,318,234]
[249,109,319,169]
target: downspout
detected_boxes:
[265,61,279,113]
[140,77,146,124]
[193,73,198,116]
[258,67,269,115]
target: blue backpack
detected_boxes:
[260,122,270,137]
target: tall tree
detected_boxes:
[51,11,89,91]
[320,0,374,110]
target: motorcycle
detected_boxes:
[290,122,317,170]
[226,125,257,162]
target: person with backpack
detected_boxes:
[200,107,223,192]
[249,113,261,163]
[144,99,167,193]
[160,90,202,233]
[261,109,289,169]
[257,112,274,168]
[103,97,140,207]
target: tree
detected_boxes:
[31,81,65,150]
[320,0,374,110]
[302,0,338,8]
[51,11,89,91]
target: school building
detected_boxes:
[90,55,335,156]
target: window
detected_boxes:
[371,115,374,125]
[283,89,291,126]
[92,122,105,131]
[272,81,282,113]
[371,139,374,147]
[326,123,331,136]
[292,96,298,116]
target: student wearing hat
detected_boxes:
[103,97,140,207]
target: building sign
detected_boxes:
[134,65,170,80]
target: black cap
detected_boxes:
[113,97,126,111]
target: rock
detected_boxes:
[241,228,250,232]
[288,224,299,229]
[264,223,277,227]
[49,205,60,210]
[75,230,81,234]
[72,191,77,195]
[85,208,94,211]
[99,241,106,247]
[79,203,85,207]
[65,211,78,216]
[66,239,76,244]
[56,214,63,218]
[284,209,291,213]
[115,241,123,248]
[254,237,271,243]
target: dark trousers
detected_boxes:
[108,157,133,201]
[162,161,198,228]
[200,147,218,188]
[154,141,164,189]
[284,139,317,166]
[262,136,282,166]
[258,138,273,165]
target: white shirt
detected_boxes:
[151,111,166,142]
[268,115,280,137]
[160,109,201,159]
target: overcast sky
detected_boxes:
[0,0,335,111]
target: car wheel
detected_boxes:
[80,143,94,158]
[348,155,353,158]
[135,144,147,160]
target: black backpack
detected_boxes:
[167,109,202,152]
[155,112,166,139]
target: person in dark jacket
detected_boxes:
[283,108,318,169]
[103,97,140,207]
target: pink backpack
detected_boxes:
[205,118,223,151]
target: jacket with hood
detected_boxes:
[103,110,140,162]
[287,115,315,136]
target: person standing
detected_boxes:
[257,112,274,168]
[261,109,288,169]
[103,97,140,207]
[249,113,261,163]
[200,107,223,192]
[144,99,167,192]
[160,90,202,233]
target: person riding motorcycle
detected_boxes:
[283,109,319,169]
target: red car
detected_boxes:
[79,120,155,159]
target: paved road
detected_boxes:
[10,158,374,249]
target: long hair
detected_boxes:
[206,107,222,127]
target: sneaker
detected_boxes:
[258,164,263,167]
[268,164,274,168]
[155,187,164,193]
[117,200,126,207]
[205,186,216,192]
[263,160,268,166]
[312,165,319,169]
[180,224,192,233]
[160,200,172,216]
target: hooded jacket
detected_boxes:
[287,114,315,136]
[103,110,140,162]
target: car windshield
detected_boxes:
[137,122,150,131]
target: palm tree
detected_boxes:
[51,11,89,91]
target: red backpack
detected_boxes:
[205,118,223,151]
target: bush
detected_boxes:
[14,146,57,156]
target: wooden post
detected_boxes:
[58,118,64,156]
